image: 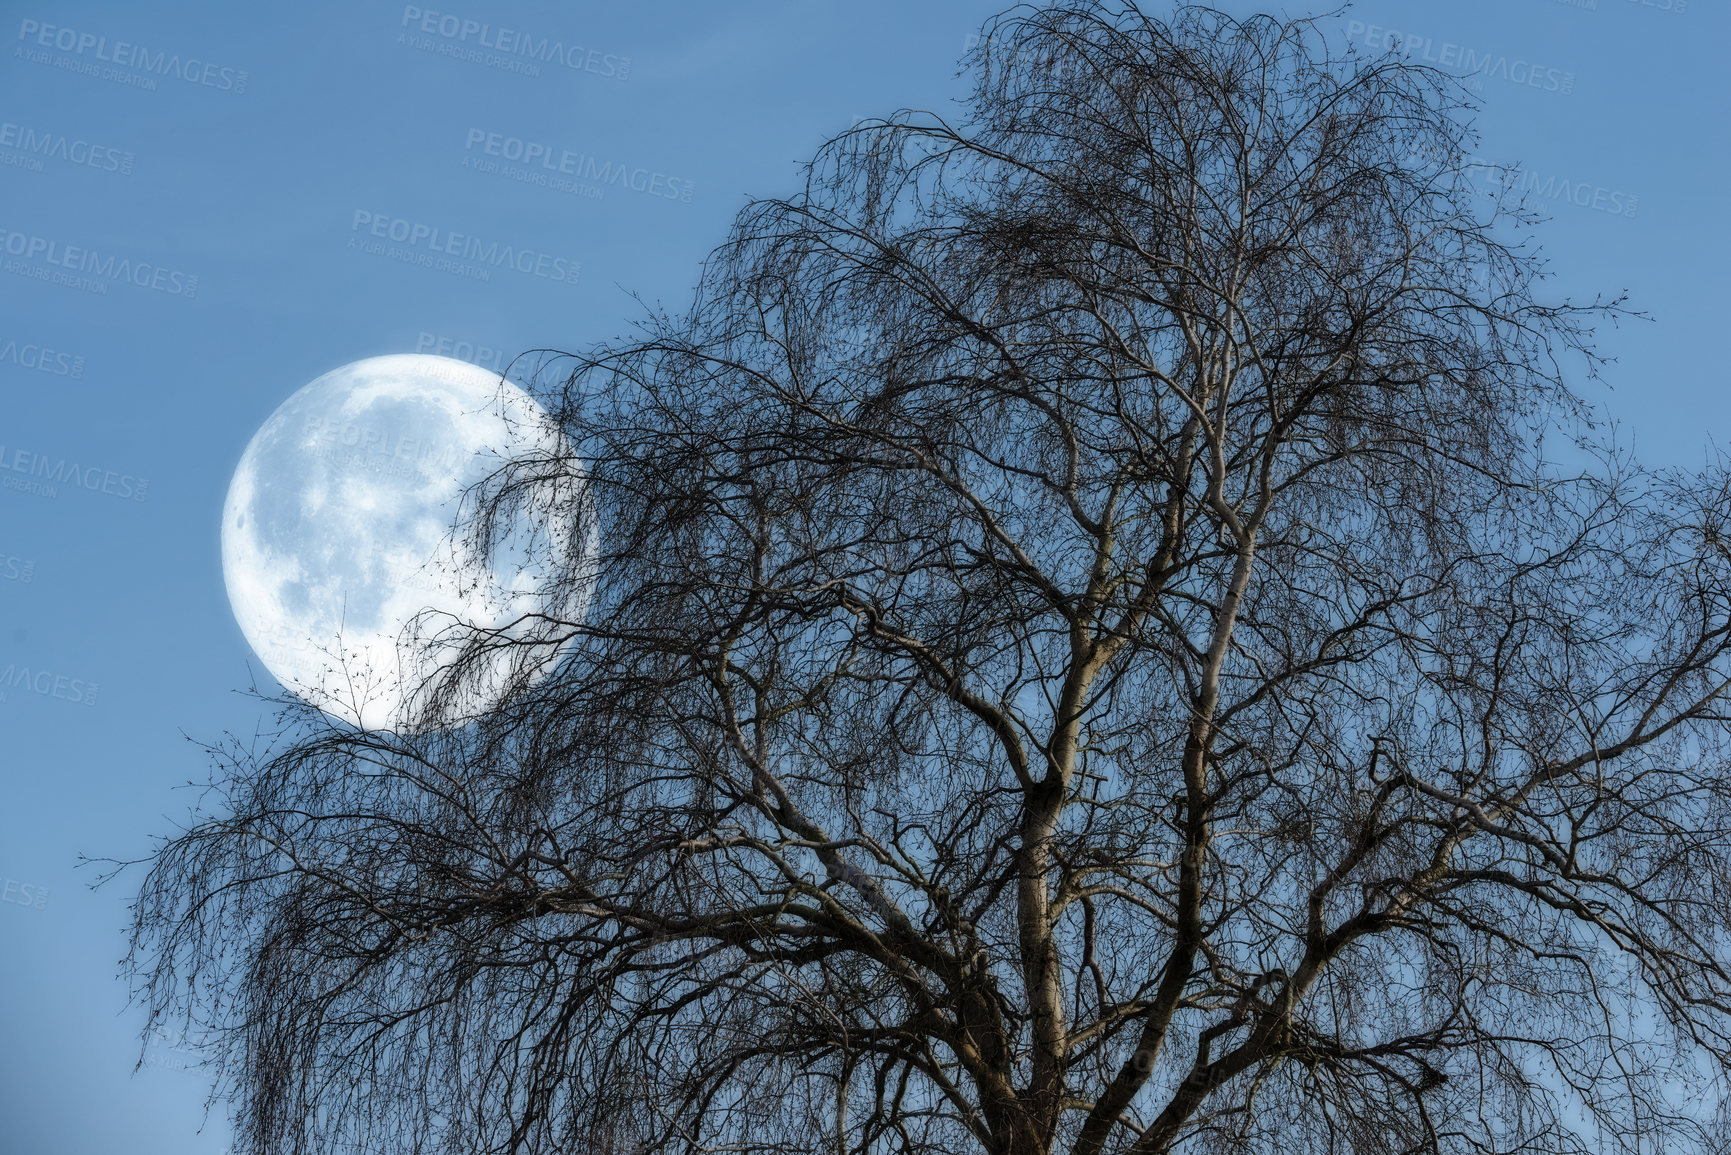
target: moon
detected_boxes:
[221,353,588,731]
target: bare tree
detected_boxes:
[127,5,1731,1153]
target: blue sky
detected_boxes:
[0,0,1724,1151]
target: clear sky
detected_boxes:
[0,1,1724,1151]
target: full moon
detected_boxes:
[221,354,588,731]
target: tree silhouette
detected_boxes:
[128,5,1731,1153]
